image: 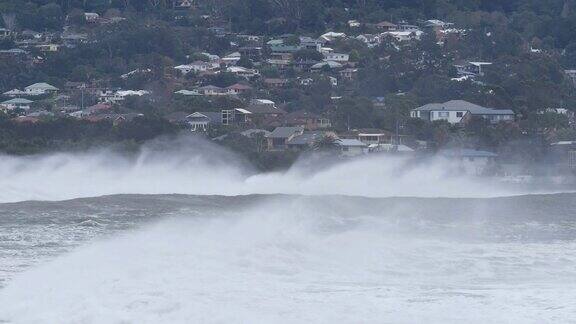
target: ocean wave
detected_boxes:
[1,194,575,323]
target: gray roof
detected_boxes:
[198,85,223,91]
[2,98,33,104]
[266,126,303,139]
[440,149,498,158]
[25,82,59,91]
[241,129,271,137]
[196,111,223,124]
[286,132,324,146]
[245,104,285,115]
[414,100,514,115]
[338,139,367,147]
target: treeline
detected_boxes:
[0,115,178,155]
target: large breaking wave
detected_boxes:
[0,136,521,203]
[0,137,574,323]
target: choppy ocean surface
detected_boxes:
[0,193,576,323]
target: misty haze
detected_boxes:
[2,0,576,323]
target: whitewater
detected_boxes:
[0,137,575,324]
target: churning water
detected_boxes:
[0,138,575,323]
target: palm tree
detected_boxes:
[312,135,341,152]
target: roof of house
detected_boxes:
[338,139,367,147]
[3,89,26,95]
[376,21,397,27]
[25,82,59,91]
[311,61,343,69]
[414,100,514,115]
[175,90,200,96]
[194,111,222,123]
[354,128,392,136]
[198,85,224,91]
[263,78,288,84]
[266,126,304,139]
[245,104,285,115]
[440,149,498,158]
[2,98,33,104]
[253,99,275,105]
[286,131,325,145]
[241,129,271,137]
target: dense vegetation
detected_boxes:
[0,0,576,170]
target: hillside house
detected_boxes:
[226,83,252,95]
[187,112,223,131]
[1,98,33,110]
[286,131,336,151]
[324,52,349,62]
[3,89,26,97]
[227,66,259,78]
[85,13,100,23]
[338,139,367,157]
[174,61,219,74]
[375,21,397,31]
[455,61,492,77]
[174,0,194,9]
[24,83,59,96]
[266,126,304,150]
[356,34,381,48]
[411,100,515,124]
[382,30,423,42]
[341,129,393,145]
[283,110,331,130]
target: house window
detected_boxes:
[438,112,449,118]
[456,112,463,118]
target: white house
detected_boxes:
[311,61,343,70]
[324,52,349,62]
[382,30,423,42]
[348,20,361,28]
[425,19,453,29]
[100,90,149,103]
[356,34,381,48]
[411,100,515,124]
[24,83,59,96]
[174,89,200,96]
[338,139,367,157]
[196,85,225,96]
[221,52,241,65]
[174,61,219,75]
[2,98,33,110]
[186,111,223,132]
[85,12,100,23]
[3,89,27,97]
[455,61,492,77]
[227,66,259,78]
[320,32,346,42]
[175,0,194,8]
